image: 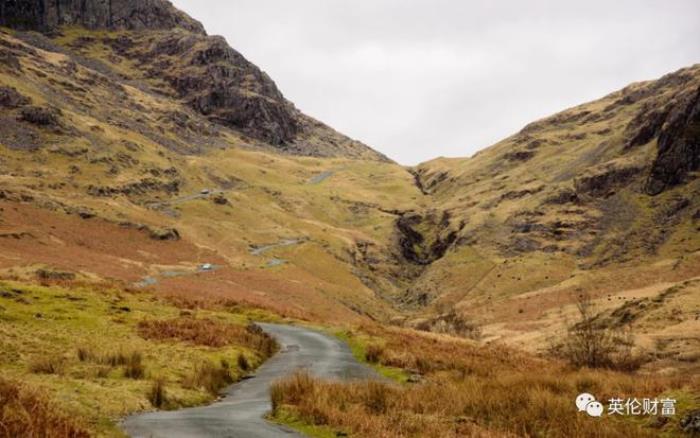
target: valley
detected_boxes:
[0,1,698,437]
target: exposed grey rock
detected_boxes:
[645,87,700,195]
[18,105,61,127]
[397,211,458,266]
[680,409,700,434]
[0,0,204,34]
[0,86,30,108]
[148,33,300,145]
[148,227,180,241]
[574,163,643,198]
[212,194,228,205]
[624,104,670,149]
[407,374,423,384]
[503,150,536,162]
[544,188,580,205]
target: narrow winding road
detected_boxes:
[121,323,377,438]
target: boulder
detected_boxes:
[18,105,61,127]
[680,410,700,434]
[212,194,228,205]
[0,86,30,108]
[148,227,180,241]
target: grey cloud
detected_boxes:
[171,0,700,164]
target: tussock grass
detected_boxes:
[76,347,94,362]
[364,344,384,364]
[148,378,168,408]
[0,280,279,436]
[0,378,90,438]
[137,318,278,356]
[237,353,250,372]
[101,351,130,367]
[123,352,145,379]
[184,360,234,395]
[29,356,65,375]
[274,325,698,437]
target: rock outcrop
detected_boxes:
[152,34,299,145]
[397,211,459,266]
[0,0,204,34]
[0,86,30,108]
[574,160,644,197]
[645,87,700,195]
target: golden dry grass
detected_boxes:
[0,378,90,438]
[273,325,699,437]
[137,317,275,351]
[0,280,281,436]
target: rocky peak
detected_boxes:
[1,0,388,158]
[0,0,205,34]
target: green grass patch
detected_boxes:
[270,407,342,438]
[334,330,409,383]
[0,280,276,436]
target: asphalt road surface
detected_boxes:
[121,323,377,438]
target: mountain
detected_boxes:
[1,2,700,436]
[1,0,698,370]
[407,65,700,358]
[0,0,386,159]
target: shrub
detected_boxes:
[415,310,482,340]
[557,293,645,371]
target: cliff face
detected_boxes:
[0,0,205,34]
[646,86,700,195]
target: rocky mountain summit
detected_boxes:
[0,0,385,159]
[0,0,205,33]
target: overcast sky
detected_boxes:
[171,1,700,165]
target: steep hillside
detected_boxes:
[1,2,699,436]
[0,0,698,372]
[0,8,410,325]
[1,0,385,159]
[410,65,700,363]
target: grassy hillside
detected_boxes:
[0,27,424,325]
[0,278,278,436]
[271,323,700,437]
[0,9,699,436]
[407,65,700,367]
